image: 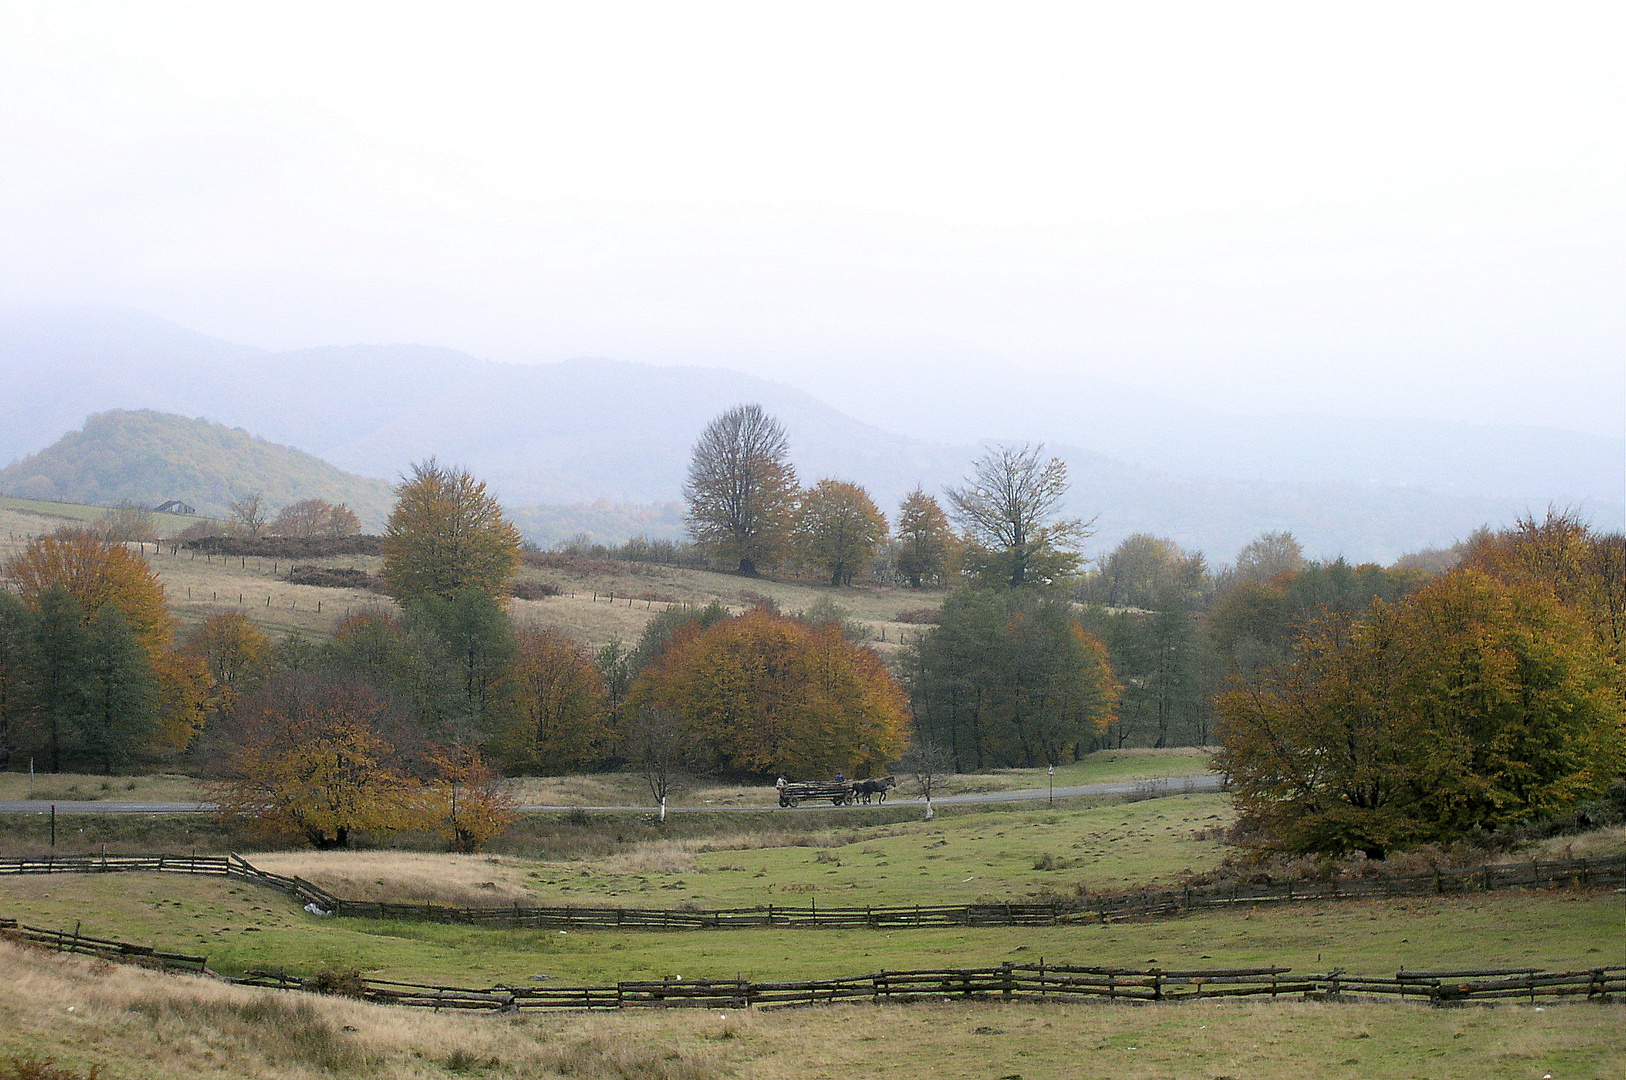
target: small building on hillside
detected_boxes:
[153,500,196,515]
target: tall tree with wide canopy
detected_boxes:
[946,443,1090,587]
[797,479,887,587]
[628,609,908,778]
[1215,569,1626,859]
[382,459,522,602]
[683,404,798,575]
[907,589,1119,769]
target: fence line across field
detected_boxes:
[1,851,1621,932]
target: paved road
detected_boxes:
[0,773,1223,816]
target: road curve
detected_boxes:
[0,774,1224,816]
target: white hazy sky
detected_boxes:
[2,1,1621,436]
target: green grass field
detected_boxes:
[2,791,1622,1079]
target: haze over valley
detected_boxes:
[3,306,1618,565]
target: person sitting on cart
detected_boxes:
[835,772,845,783]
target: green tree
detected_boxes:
[381,459,522,602]
[947,444,1090,587]
[404,587,518,742]
[683,404,798,575]
[893,487,956,588]
[30,587,92,773]
[0,593,39,767]
[1215,569,1626,859]
[796,479,887,586]
[83,604,159,773]
[907,589,1119,769]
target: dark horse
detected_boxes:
[855,776,896,804]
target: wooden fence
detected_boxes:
[2,851,1621,932]
[0,917,207,974]
[228,962,1626,1011]
[3,907,1619,1010]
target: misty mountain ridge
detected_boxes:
[1,306,1619,564]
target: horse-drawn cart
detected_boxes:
[776,780,854,808]
[775,776,895,807]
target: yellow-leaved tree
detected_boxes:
[381,459,522,602]
[212,673,420,849]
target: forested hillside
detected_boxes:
[0,410,396,527]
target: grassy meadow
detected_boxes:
[2,789,1622,1078]
[3,940,1621,1080]
[2,497,1623,1077]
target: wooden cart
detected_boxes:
[776,780,855,807]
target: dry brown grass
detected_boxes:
[1,938,1620,1080]
[243,851,543,907]
[1501,825,1626,862]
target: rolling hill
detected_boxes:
[0,410,396,528]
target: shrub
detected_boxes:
[282,566,386,591]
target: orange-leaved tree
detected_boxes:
[1460,509,1626,666]
[421,744,518,853]
[213,673,420,849]
[627,609,908,777]
[180,612,276,722]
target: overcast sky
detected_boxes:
[2,2,1620,437]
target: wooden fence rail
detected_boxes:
[2,852,1622,933]
[5,909,1619,1011]
[0,917,208,974]
[226,961,1626,1012]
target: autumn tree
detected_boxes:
[213,672,419,849]
[421,744,518,853]
[8,529,172,654]
[628,609,909,778]
[1460,509,1626,665]
[894,487,956,588]
[502,627,611,773]
[381,459,522,602]
[1231,530,1307,584]
[683,404,798,575]
[227,493,269,538]
[907,588,1119,769]
[796,479,887,587]
[270,498,361,538]
[95,502,158,544]
[6,528,208,754]
[1215,569,1626,859]
[180,613,276,722]
[947,444,1091,587]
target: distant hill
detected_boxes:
[3,306,1619,564]
[0,410,396,528]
